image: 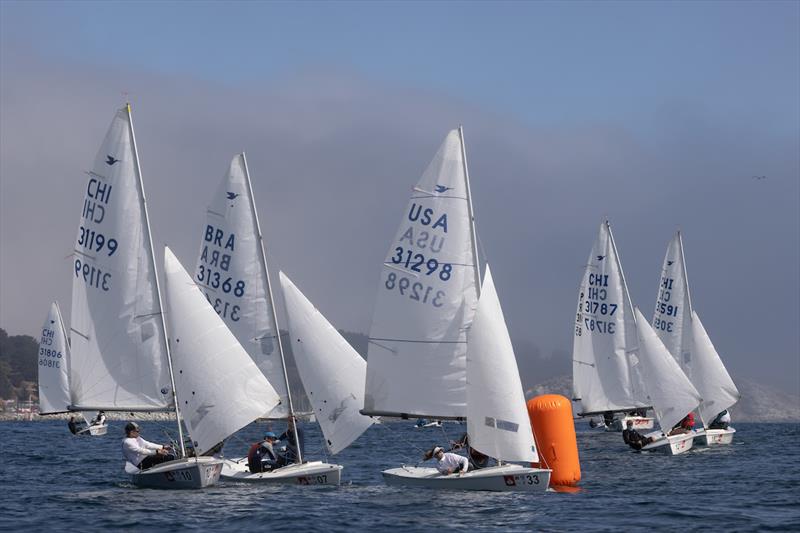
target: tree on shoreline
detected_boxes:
[0,329,37,402]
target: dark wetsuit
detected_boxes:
[623,428,652,450]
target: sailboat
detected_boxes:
[652,231,740,445]
[71,105,220,488]
[36,302,106,435]
[195,154,341,484]
[634,308,702,455]
[363,128,549,491]
[572,221,653,431]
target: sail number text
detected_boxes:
[385,272,445,307]
[38,328,63,368]
[77,226,118,256]
[390,246,452,280]
[653,276,679,332]
[196,266,245,297]
[74,259,110,291]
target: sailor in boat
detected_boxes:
[622,420,656,450]
[450,433,490,469]
[68,416,79,435]
[668,413,695,436]
[427,446,469,476]
[277,417,305,465]
[708,410,731,430]
[247,432,280,473]
[91,411,106,426]
[122,422,175,470]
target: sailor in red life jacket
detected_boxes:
[122,422,175,470]
[431,446,469,475]
[669,412,695,436]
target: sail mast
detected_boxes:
[677,231,694,316]
[241,152,303,464]
[458,126,482,298]
[126,103,186,457]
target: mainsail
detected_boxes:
[652,231,739,425]
[466,266,538,463]
[193,153,309,417]
[69,106,171,411]
[279,272,375,454]
[163,247,280,455]
[364,129,479,419]
[572,221,647,415]
[37,302,72,414]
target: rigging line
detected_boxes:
[368,337,466,344]
[376,421,427,464]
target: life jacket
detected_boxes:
[247,442,264,473]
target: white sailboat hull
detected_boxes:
[607,416,654,432]
[76,423,108,436]
[695,427,736,446]
[640,432,695,455]
[220,458,342,486]
[382,464,551,492]
[129,457,223,489]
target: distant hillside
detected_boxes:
[0,329,38,401]
[524,373,800,423]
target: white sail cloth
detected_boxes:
[689,312,740,424]
[365,129,478,418]
[466,266,537,462]
[652,231,739,426]
[634,308,701,432]
[572,221,647,415]
[163,247,280,455]
[69,106,171,411]
[651,231,693,370]
[279,272,375,454]
[37,302,72,414]
[193,153,311,418]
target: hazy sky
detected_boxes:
[1,1,798,394]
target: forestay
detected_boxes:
[279,272,375,454]
[634,308,701,432]
[572,221,647,415]
[466,266,537,463]
[163,247,280,455]
[365,130,478,419]
[37,302,72,414]
[69,107,171,411]
[689,312,740,424]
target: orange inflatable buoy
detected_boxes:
[527,394,581,487]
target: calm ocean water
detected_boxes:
[1,419,798,532]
